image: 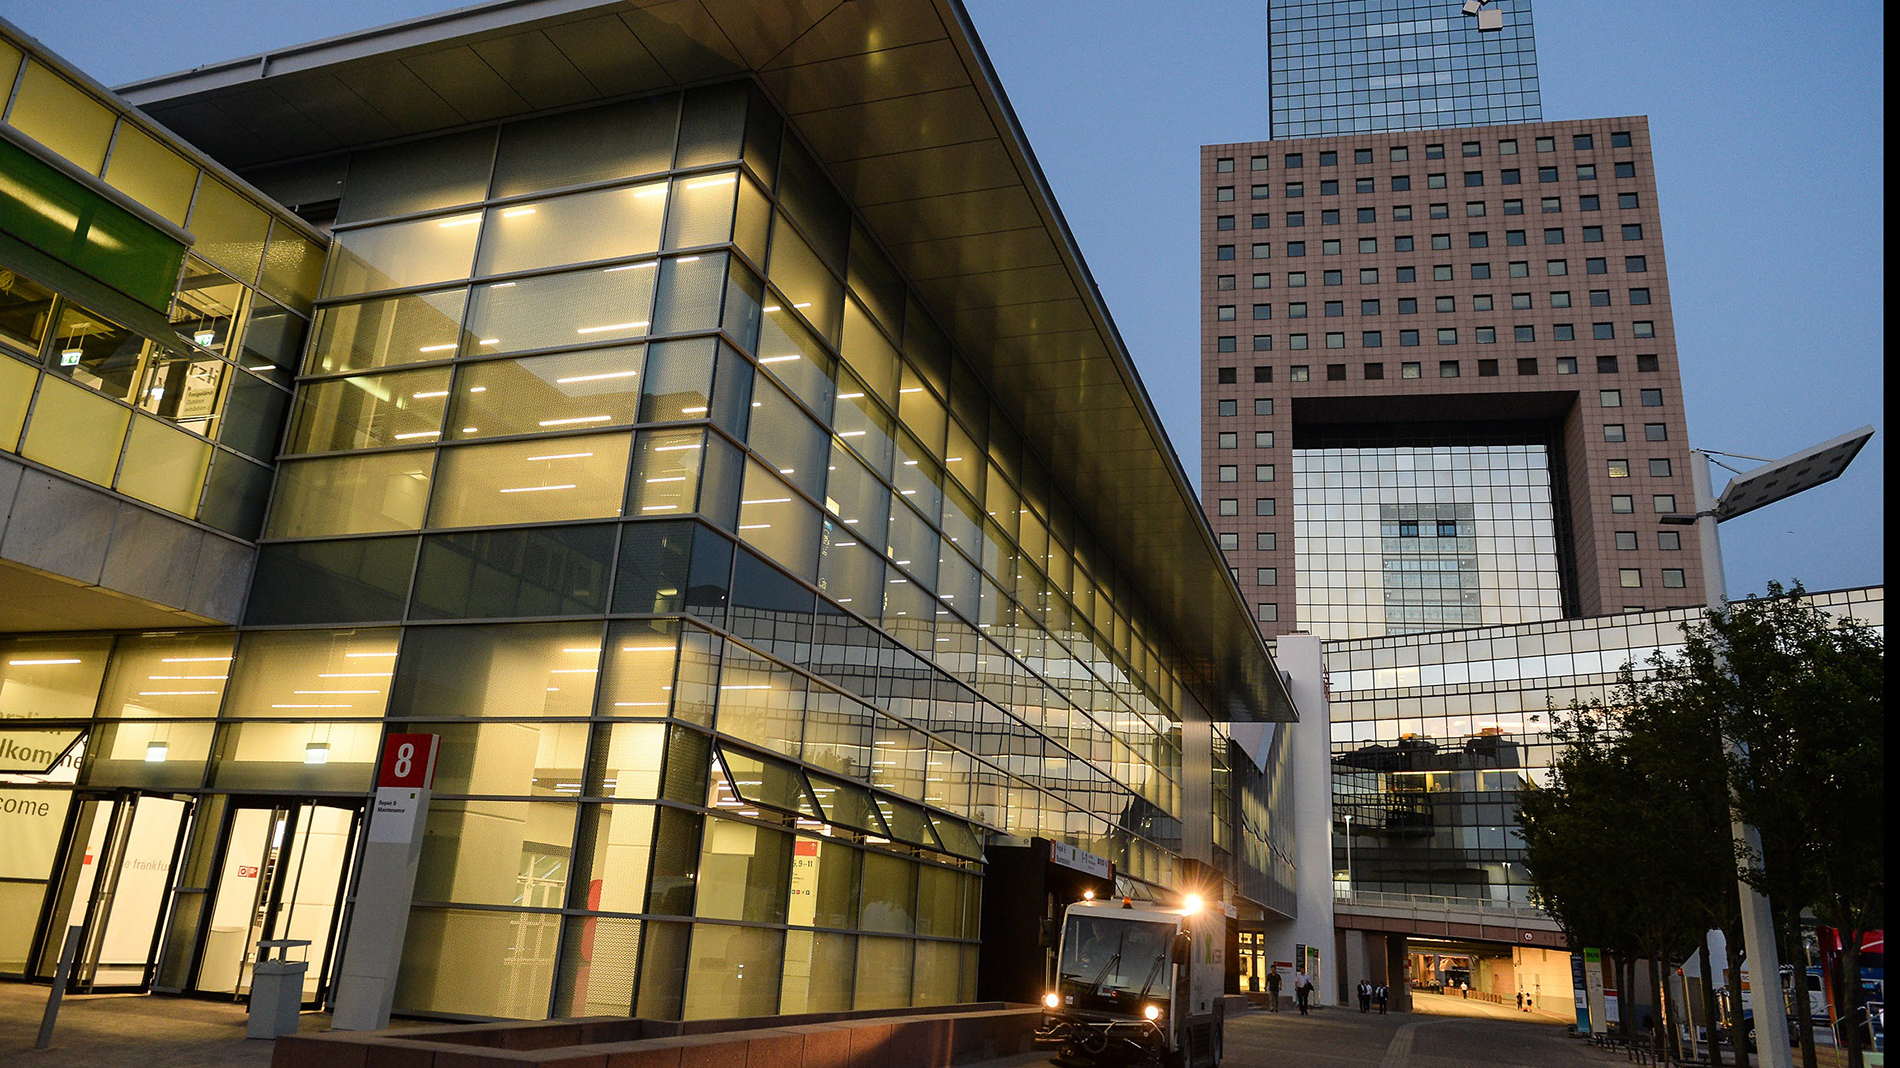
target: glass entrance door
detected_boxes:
[39,793,191,991]
[196,800,361,1006]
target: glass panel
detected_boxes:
[733,175,771,266]
[323,213,481,297]
[446,347,644,440]
[196,449,273,538]
[713,644,805,757]
[808,773,888,837]
[136,347,227,433]
[267,451,433,537]
[464,264,657,356]
[780,930,855,1014]
[694,815,790,923]
[674,83,746,169]
[245,536,417,625]
[287,367,451,453]
[416,725,588,798]
[736,461,820,575]
[45,302,144,400]
[222,628,399,718]
[85,719,214,789]
[774,135,849,270]
[651,252,728,335]
[638,337,716,424]
[0,635,113,718]
[395,907,557,1019]
[237,294,307,385]
[597,722,667,798]
[259,223,325,314]
[0,271,56,357]
[576,803,655,915]
[912,938,961,1005]
[476,181,667,276]
[8,62,114,172]
[114,414,211,514]
[427,434,631,528]
[186,180,271,284]
[102,123,199,225]
[308,288,469,374]
[682,923,782,1020]
[755,306,835,417]
[166,258,246,355]
[389,622,604,719]
[847,222,905,338]
[411,524,616,619]
[209,720,380,790]
[628,427,704,518]
[746,377,826,499]
[593,621,680,717]
[613,524,696,615]
[853,934,913,1009]
[0,357,33,449]
[766,215,842,344]
[840,300,899,406]
[819,523,884,616]
[209,368,286,458]
[337,128,495,224]
[490,95,679,199]
[19,375,130,485]
[832,372,895,476]
[663,171,738,250]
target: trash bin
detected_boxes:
[246,939,311,1039]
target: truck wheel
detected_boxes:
[1211,1021,1224,1067]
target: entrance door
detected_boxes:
[39,793,192,991]
[196,801,361,1007]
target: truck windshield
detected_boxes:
[1058,916,1174,997]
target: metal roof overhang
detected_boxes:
[119,0,1295,723]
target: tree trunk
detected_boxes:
[1700,939,1724,1066]
[1653,956,1669,1057]
[1726,927,1751,1068]
[1841,932,1864,1068]
[1787,921,1816,1068]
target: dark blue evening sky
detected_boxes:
[6,0,1881,600]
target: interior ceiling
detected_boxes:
[119,0,1294,722]
[0,561,221,633]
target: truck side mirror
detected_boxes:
[1173,932,1193,960]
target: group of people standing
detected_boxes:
[1356,979,1390,1013]
[1261,966,1317,1014]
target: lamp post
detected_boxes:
[1660,425,1873,1068]
[1343,812,1354,902]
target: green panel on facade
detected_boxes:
[0,137,185,312]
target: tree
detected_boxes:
[1655,583,1885,1068]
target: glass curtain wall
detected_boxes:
[223,80,1230,1019]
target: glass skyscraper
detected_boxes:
[1268,0,1542,139]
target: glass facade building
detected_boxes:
[1268,0,1542,139]
[0,3,1301,1025]
[1321,586,1884,903]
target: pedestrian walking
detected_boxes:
[1376,984,1388,1014]
[1516,992,1524,1011]
[1358,979,1371,1012]
[1525,993,1534,1012]
[1460,980,1469,999]
[1294,968,1313,1015]
[1265,966,1282,1011]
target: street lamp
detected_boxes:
[1343,812,1355,901]
[1661,425,1874,1068]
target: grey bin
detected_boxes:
[246,939,311,1040]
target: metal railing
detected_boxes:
[1333,888,1558,926]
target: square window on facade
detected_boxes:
[1649,458,1673,477]
[1256,497,1276,516]
[1615,531,1638,550]
[1552,291,1573,307]
[1577,164,1598,180]
[1611,495,1634,513]
[1604,423,1625,441]
[1256,603,1278,622]
[1580,195,1601,211]
[1218,305,1237,320]
[1401,361,1421,378]
[1217,245,1235,260]
[1597,354,1618,373]
[1326,362,1346,378]
[1288,302,1307,318]
[1365,362,1384,379]
[1394,205,1413,221]
[1251,155,1269,171]
[1216,157,1235,172]
[1426,143,1445,159]
[1510,261,1529,277]
[1439,359,1459,376]
[1255,398,1273,416]
[1286,184,1304,198]
[1467,201,1487,217]
[1499,139,1518,154]
[1325,333,1345,349]
[1219,530,1238,546]
[1289,272,1307,286]
[1469,232,1489,248]
[1254,303,1273,320]
[1586,258,1608,274]
[1554,323,1576,341]
[1630,288,1652,305]
[1601,389,1622,407]
[1285,153,1302,168]
[1623,223,1645,240]
[1290,361,1309,375]
[1217,336,1237,352]
[1217,215,1235,230]
[1645,423,1667,440]
[1253,335,1272,352]
[1512,293,1532,310]
[1574,134,1595,150]
[1478,359,1499,376]
[1611,131,1633,148]
[1507,229,1527,245]
[1615,162,1637,178]
[1590,289,1611,306]
[1219,498,1238,515]
[1475,326,1495,343]
[1658,530,1682,551]
[1217,186,1235,201]
[1325,301,1344,316]
[1217,274,1237,290]
[1637,353,1659,372]
[1435,296,1456,312]
[1399,298,1418,314]
[1218,432,1238,449]
[1594,322,1616,340]
[1653,494,1677,513]
[1545,227,1565,244]
[1257,531,1276,550]
[1463,141,1481,157]
[1536,137,1555,153]
[1218,466,1238,483]
[1618,192,1640,209]
[1318,151,1337,166]
[1252,213,1271,228]
[1320,181,1339,196]
[1626,256,1648,272]
[1542,197,1561,213]
[1430,202,1450,218]
[1288,241,1305,256]
[1254,363,1272,379]
[1324,271,1343,285]
[1358,208,1377,223]
[1504,199,1524,215]
[1253,184,1271,199]
[1256,430,1274,447]
[1514,325,1535,342]
[1641,388,1663,406]
[1323,238,1342,254]
[1392,175,1412,191]
[1400,330,1419,347]
[1360,269,1379,284]
[1356,177,1374,193]
[1253,244,1271,260]
[1548,259,1569,276]
[1257,567,1277,586]
[1428,173,1447,189]
[1556,356,1578,374]
[1620,568,1643,588]
[1390,146,1410,162]
[1518,357,1539,375]
[1256,464,1276,481]
[1359,237,1378,253]
[1217,367,1237,384]
[1538,167,1559,182]
[1217,399,1237,416]
[1362,299,1381,315]
[1501,168,1522,184]
[1356,148,1374,164]
[1395,236,1415,252]
[1465,171,1484,187]
[1634,320,1656,338]
[1471,264,1492,279]
[1607,458,1631,478]
[1583,226,1604,242]
[1663,569,1686,588]
[1432,265,1453,281]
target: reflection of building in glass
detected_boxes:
[1268,0,1542,139]
[0,5,1302,1024]
[1321,587,1885,903]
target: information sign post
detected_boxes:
[332,734,438,1031]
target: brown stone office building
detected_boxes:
[1199,119,1707,642]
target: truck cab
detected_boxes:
[1034,896,1225,1067]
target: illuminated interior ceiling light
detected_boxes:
[685,175,737,189]
[418,343,458,353]
[145,741,168,762]
[345,651,397,658]
[556,370,639,383]
[304,742,330,765]
[576,321,649,334]
[437,214,481,227]
[501,207,537,217]
[537,415,611,426]
[412,390,449,399]
[653,442,702,451]
[393,431,441,440]
[759,354,799,363]
[677,256,700,263]
[499,484,577,493]
[525,452,593,461]
[9,658,82,666]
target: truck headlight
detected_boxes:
[1144,1004,1161,1021]
[1044,992,1060,1009]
